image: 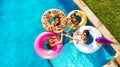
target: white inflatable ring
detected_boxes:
[73,26,102,53]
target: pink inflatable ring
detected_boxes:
[34,32,63,59]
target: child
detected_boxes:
[65,13,79,42]
[74,30,89,44]
[52,16,64,31]
[67,13,79,33]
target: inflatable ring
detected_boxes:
[34,32,63,59]
[67,10,87,30]
[41,9,67,33]
[73,26,102,53]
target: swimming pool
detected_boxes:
[0,0,115,67]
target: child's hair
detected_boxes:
[83,30,89,36]
[54,16,60,20]
[71,13,76,17]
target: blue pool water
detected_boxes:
[0,0,115,67]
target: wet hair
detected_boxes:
[54,16,60,21]
[71,13,76,18]
[83,30,89,36]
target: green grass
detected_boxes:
[83,0,120,42]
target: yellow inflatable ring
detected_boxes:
[41,9,67,33]
[67,10,87,30]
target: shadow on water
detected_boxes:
[102,45,115,56]
[86,20,94,26]
[86,45,115,67]
[58,0,79,14]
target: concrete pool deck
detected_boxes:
[72,0,120,67]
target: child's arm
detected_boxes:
[54,33,63,45]
[74,32,81,35]
[63,33,81,41]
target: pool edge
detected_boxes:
[72,0,120,67]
